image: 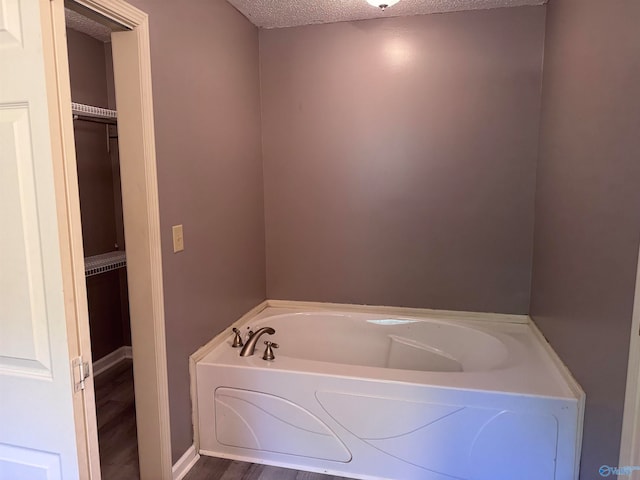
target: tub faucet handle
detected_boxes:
[231,328,243,348]
[263,341,279,361]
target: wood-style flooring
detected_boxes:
[95,360,352,480]
[95,359,140,479]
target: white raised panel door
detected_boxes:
[0,0,80,478]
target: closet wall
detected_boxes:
[66,28,131,361]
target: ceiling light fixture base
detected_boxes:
[366,0,400,10]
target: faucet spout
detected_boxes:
[239,327,275,357]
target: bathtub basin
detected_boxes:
[256,312,509,373]
[195,305,584,480]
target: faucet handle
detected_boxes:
[231,328,243,348]
[263,341,279,361]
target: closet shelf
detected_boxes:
[72,102,117,125]
[85,251,126,277]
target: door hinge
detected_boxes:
[72,356,91,392]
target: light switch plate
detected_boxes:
[172,225,184,253]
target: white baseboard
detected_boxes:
[172,444,199,480]
[92,345,133,376]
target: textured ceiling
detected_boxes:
[228,0,546,29]
[65,8,112,42]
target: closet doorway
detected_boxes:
[64,13,136,478]
[55,1,172,478]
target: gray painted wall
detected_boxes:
[260,7,546,314]
[124,0,266,462]
[530,0,640,476]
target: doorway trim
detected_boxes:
[48,0,172,478]
[620,243,640,467]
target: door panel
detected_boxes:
[0,105,53,378]
[0,0,23,48]
[0,0,80,478]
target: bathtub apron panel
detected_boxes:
[214,388,351,462]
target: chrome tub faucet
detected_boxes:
[239,327,275,357]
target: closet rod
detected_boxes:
[73,114,117,125]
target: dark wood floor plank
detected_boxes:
[100,404,138,466]
[95,359,140,479]
[295,471,346,480]
[181,455,231,480]
[100,462,140,480]
[257,464,299,480]
[219,460,264,480]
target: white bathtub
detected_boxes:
[195,305,584,480]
